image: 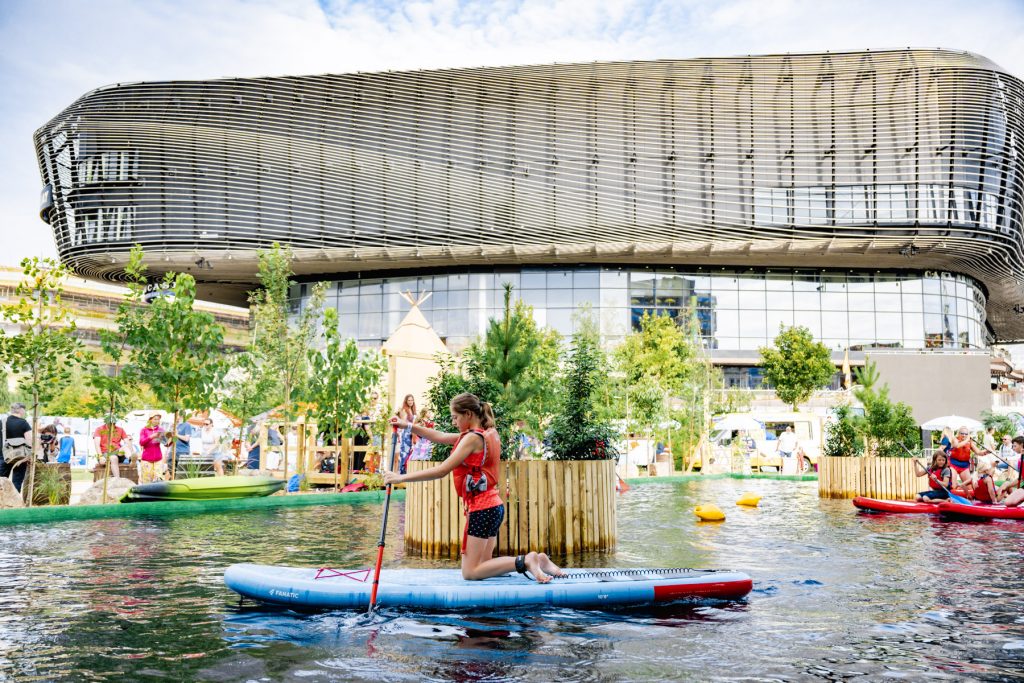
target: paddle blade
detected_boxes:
[948,491,972,505]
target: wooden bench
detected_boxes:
[92,460,140,483]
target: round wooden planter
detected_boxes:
[817,456,928,500]
[404,459,617,559]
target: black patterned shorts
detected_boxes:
[466,504,505,539]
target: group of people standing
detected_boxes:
[394,394,435,473]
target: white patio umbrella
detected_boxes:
[713,415,765,432]
[919,415,983,432]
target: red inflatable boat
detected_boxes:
[852,497,944,514]
[938,501,1024,520]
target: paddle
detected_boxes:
[900,443,972,505]
[969,437,1022,477]
[368,423,400,614]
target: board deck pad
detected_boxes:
[224,563,753,610]
[852,497,943,514]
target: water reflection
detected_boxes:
[0,480,1021,680]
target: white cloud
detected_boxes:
[1,0,1022,266]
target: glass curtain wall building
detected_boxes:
[317,267,985,354]
[33,49,1024,360]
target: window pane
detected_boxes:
[876,313,902,344]
[794,292,819,310]
[821,311,848,340]
[793,310,821,337]
[574,270,600,288]
[714,309,740,338]
[521,270,546,288]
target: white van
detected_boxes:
[710,412,823,473]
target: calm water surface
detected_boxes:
[1,479,1022,681]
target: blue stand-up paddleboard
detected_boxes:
[224,564,753,610]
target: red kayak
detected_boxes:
[852,497,944,514]
[938,501,1024,520]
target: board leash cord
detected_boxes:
[557,568,725,580]
[308,567,733,583]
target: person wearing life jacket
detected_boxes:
[971,460,998,504]
[914,451,953,503]
[998,435,1024,507]
[383,392,564,583]
[948,426,984,494]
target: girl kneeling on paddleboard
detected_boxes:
[383,392,564,583]
[914,451,953,503]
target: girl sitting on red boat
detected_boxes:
[914,451,953,503]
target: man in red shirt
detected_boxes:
[93,417,131,478]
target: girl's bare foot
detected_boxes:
[524,552,551,583]
[537,552,565,577]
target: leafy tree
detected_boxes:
[302,307,385,448]
[615,311,698,394]
[826,360,920,458]
[980,409,1016,441]
[546,331,618,460]
[851,361,920,457]
[43,366,97,417]
[613,310,719,467]
[127,272,228,477]
[758,325,836,411]
[424,353,511,461]
[823,404,864,458]
[218,351,277,464]
[0,368,13,408]
[0,257,93,505]
[87,245,147,491]
[248,243,326,420]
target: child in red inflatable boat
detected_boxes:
[914,451,953,503]
[384,392,564,583]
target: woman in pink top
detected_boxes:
[139,414,165,483]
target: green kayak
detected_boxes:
[121,475,286,503]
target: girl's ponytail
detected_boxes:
[480,401,496,430]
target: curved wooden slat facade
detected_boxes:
[33,49,1024,339]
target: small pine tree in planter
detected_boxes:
[547,332,618,461]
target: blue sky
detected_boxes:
[1,0,1023,266]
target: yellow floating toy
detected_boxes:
[694,504,725,521]
[736,492,762,507]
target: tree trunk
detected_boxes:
[170,412,180,480]
[237,423,245,475]
[23,388,40,507]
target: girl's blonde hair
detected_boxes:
[450,393,496,430]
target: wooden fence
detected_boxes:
[404,459,617,559]
[818,456,927,499]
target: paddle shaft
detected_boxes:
[369,426,400,613]
[901,444,971,505]
[969,437,1023,488]
[917,458,970,507]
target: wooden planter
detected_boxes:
[405,459,617,559]
[818,456,927,500]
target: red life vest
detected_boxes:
[452,428,502,513]
[949,443,972,469]
[929,466,951,491]
[973,474,995,503]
